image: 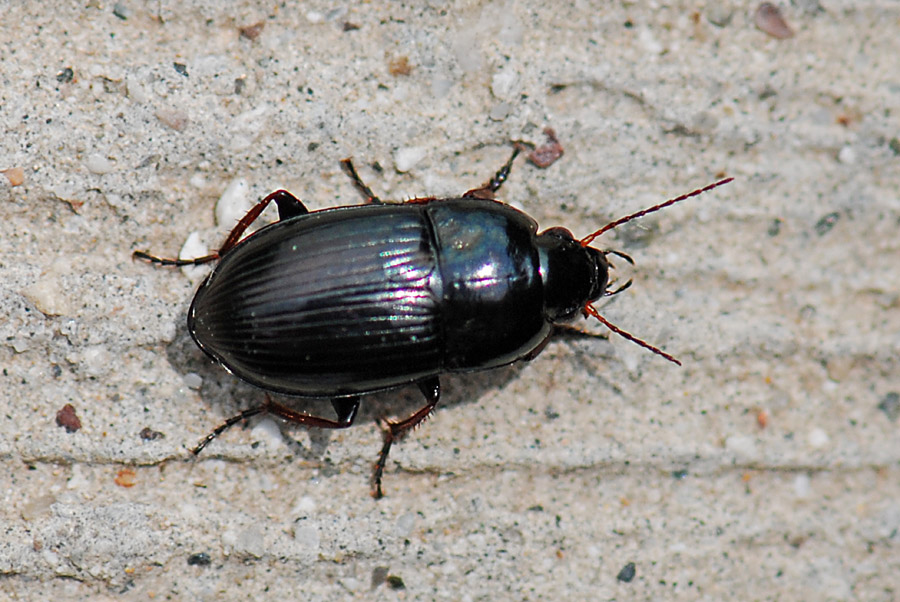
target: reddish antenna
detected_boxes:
[584,304,682,365]
[580,178,733,247]
[579,177,734,365]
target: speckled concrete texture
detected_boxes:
[1,1,898,600]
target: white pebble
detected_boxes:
[80,345,111,378]
[236,525,265,558]
[837,146,856,164]
[793,473,811,498]
[452,30,482,74]
[491,69,518,100]
[431,76,453,98]
[250,417,285,449]
[67,464,90,490]
[183,372,203,389]
[179,231,207,259]
[221,528,237,554]
[125,75,149,103]
[215,178,251,228]
[489,102,511,121]
[292,496,317,515]
[639,28,664,54]
[807,427,829,448]
[178,232,209,281]
[85,153,114,174]
[395,512,416,537]
[725,434,758,459]
[293,524,320,550]
[22,278,73,317]
[394,146,427,173]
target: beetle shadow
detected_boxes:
[162,325,529,464]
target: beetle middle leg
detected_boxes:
[133,189,309,266]
[372,376,441,499]
[192,395,360,455]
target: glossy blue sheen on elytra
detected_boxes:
[188,199,608,397]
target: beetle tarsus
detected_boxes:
[551,324,610,341]
[372,419,393,500]
[371,377,441,499]
[463,145,522,200]
[604,279,633,297]
[340,158,383,204]
[192,405,266,455]
[132,250,220,266]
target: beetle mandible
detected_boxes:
[134,145,732,498]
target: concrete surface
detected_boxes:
[1,1,898,600]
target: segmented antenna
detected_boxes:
[579,177,734,364]
[584,304,681,365]
[580,178,733,247]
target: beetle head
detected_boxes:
[542,176,734,365]
[537,226,609,322]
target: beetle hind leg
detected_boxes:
[133,189,309,266]
[268,189,309,220]
[192,406,266,455]
[191,395,360,455]
[372,376,441,499]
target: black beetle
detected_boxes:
[134,146,731,498]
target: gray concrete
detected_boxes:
[1,1,897,599]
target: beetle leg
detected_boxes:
[191,395,360,456]
[463,145,522,200]
[372,376,441,499]
[215,190,308,256]
[522,331,555,361]
[268,189,309,220]
[331,397,361,424]
[132,249,221,267]
[192,406,266,455]
[604,279,633,297]
[263,396,361,429]
[339,158,384,204]
[133,189,309,266]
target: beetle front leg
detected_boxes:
[372,376,441,499]
[133,189,309,266]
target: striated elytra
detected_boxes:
[134,145,732,497]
